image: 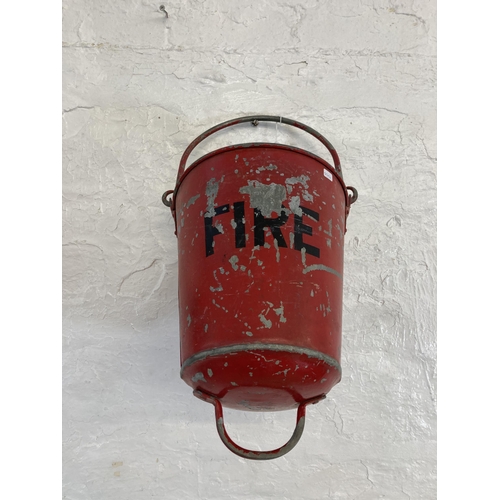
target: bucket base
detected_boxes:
[181,344,341,411]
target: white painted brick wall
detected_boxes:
[63,1,436,498]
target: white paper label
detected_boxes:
[323,168,333,181]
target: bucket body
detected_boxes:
[175,142,348,412]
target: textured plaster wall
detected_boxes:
[62,1,436,498]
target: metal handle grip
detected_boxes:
[194,389,325,460]
[176,115,343,184]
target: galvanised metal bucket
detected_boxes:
[163,116,357,459]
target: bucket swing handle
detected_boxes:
[194,389,326,460]
[175,115,345,185]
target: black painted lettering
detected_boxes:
[294,206,320,258]
[233,201,246,249]
[204,204,230,257]
[254,205,289,248]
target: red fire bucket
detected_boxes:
[163,116,357,459]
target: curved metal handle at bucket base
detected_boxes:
[176,115,344,183]
[194,389,326,460]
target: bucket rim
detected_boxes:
[172,142,350,208]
